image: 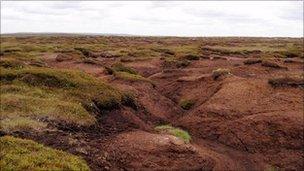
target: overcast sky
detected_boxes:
[1,1,303,37]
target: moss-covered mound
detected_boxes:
[0,136,90,171]
[0,66,133,133]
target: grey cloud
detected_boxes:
[1,1,302,37]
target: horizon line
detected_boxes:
[1,32,303,38]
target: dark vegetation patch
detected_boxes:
[212,68,231,80]
[176,60,191,68]
[201,47,260,56]
[261,60,287,69]
[74,47,92,57]
[183,54,200,60]
[1,47,22,53]
[277,46,303,58]
[82,58,99,64]
[28,60,48,67]
[0,58,24,69]
[179,99,195,110]
[151,47,175,56]
[162,58,191,68]
[243,58,262,65]
[283,58,304,64]
[104,63,155,86]
[111,63,138,75]
[56,53,73,62]
[268,75,304,87]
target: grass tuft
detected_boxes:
[155,125,191,143]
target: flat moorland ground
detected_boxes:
[0,35,303,170]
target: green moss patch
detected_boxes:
[155,125,191,143]
[0,136,90,171]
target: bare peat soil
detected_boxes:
[29,49,304,171]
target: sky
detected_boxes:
[1,1,303,37]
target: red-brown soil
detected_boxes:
[37,50,304,170]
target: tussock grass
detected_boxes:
[155,125,191,143]
[0,136,90,171]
